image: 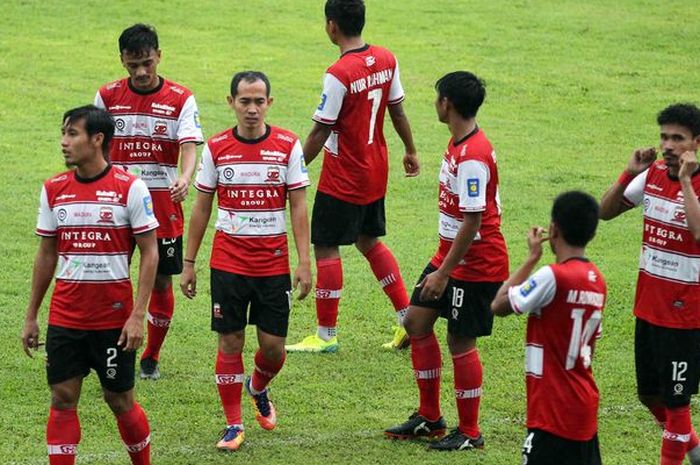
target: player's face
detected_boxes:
[121,48,161,91]
[659,124,700,171]
[61,118,99,167]
[325,19,339,45]
[228,79,272,134]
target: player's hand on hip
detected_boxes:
[169,176,190,203]
[679,151,699,181]
[21,317,40,358]
[418,270,448,302]
[293,263,312,300]
[180,265,197,299]
[627,147,657,175]
[403,152,420,177]
[526,226,548,262]
[118,315,144,351]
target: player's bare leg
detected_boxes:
[216,331,246,451]
[140,273,174,380]
[103,388,151,465]
[246,329,285,430]
[47,378,82,465]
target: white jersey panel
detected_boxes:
[287,140,311,189]
[387,61,405,104]
[458,159,489,212]
[639,245,700,284]
[36,186,58,235]
[508,266,557,315]
[215,208,287,237]
[194,145,218,192]
[56,253,130,282]
[312,73,347,125]
[94,92,106,110]
[126,179,159,233]
[176,94,204,144]
[623,169,649,207]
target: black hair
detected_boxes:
[551,191,599,247]
[435,71,486,119]
[230,71,271,97]
[657,103,700,137]
[325,0,365,37]
[62,105,115,156]
[119,23,159,56]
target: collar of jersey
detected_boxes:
[74,164,112,184]
[127,76,164,95]
[341,43,370,57]
[233,124,271,144]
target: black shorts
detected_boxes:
[635,317,700,407]
[311,191,386,246]
[409,263,499,338]
[521,429,601,465]
[157,236,183,275]
[210,268,292,337]
[46,325,136,393]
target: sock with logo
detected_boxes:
[216,351,244,426]
[251,350,285,393]
[411,332,442,421]
[453,349,483,438]
[47,407,80,465]
[116,402,150,465]
[315,257,343,339]
[141,284,174,362]
[661,405,692,465]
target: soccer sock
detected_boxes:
[453,348,483,438]
[363,242,410,323]
[216,351,244,426]
[47,407,80,465]
[116,402,151,465]
[141,284,175,362]
[648,403,667,429]
[411,332,442,421]
[315,257,343,338]
[661,405,692,465]
[251,350,285,393]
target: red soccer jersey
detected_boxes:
[430,128,509,281]
[36,167,159,330]
[623,161,700,329]
[508,258,607,441]
[95,77,204,238]
[312,44,404,205]
[194,125,310,277]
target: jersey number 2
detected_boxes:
[566,309,601,370]
[367,89,382,144]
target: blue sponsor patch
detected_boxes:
[519,278,537,297]
[300,155,308,173]
[194,111,201,128]
[317,93,328,111]
[467,178,480,197]
[143,196,154,216]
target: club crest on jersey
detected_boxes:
[98,207,114,224]
[467,178,480,197]
[213,302,223,319]
[266,166,280,182]
[365,55,376,67]
[318,93,327,111]
[520,278,537,297]
[152,121,168,136]
[143,196,154,216]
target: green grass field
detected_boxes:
[2,1,700,464]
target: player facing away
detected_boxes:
[94,23,204,380]
[491,191,606,465]
[285,0,420,353]
[180,71,312,451]
[384,71,508,450]
[21,105,158,465]
[600,103,700,465]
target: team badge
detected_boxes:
[152,121,168,136]
[98,207,114,224]
[467,178,480,197]
[213,303,223,319]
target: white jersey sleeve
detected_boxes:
[177,95,204,144]
[287,140,311,190]
[94,91,106,110]
[458,159,490,212]
[508,266,557,315]
[312,73,347,126]
[622,169,648,207]
[36,186,57,237]
[194,144,217,193]
[127,179,159,235]
[387,60,405,105]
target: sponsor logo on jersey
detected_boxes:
[98,207,114,224]
[194,111,201,128]
[317,93,327,111]
[152,121,168,136]
[588,270,598,282]
[63,258,82,278]
[520,278,537,297]
[56,194,76,201]
[115,118,126,132]
[223,167,235,180]
[276,133,294,143]
[467,178,480,197]
[108,105,131,111]
[151,102,176,115]
[57,208,68,222]
[97,190,122,203]
[211,134,230,144]
[51,174,69,183]
[143,196,154,216]
[365,55,376,67]
[300,155,308,174]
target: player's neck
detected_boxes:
[337,36,365,54]
[449,118,477,142]
[236,124,267,141]
[75,156,109,180]
[555,244,587,264]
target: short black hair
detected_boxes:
[657,103,700,137]
[551,191,599,247]
[63,105,115,156]
[435,71,486,119]
[230,71,271,97]
[325,0,365,37]
[119,23,159,56]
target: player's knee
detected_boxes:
[355,236,378,255]
[403,312,429,337]
[153,274,172,291]
[218,331,245,354]
[50,386,79,410]
[103,390,133,415]
[446,333,476,354]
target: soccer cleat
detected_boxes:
[384,412,447,440]
[216,426,245,451]
[427,429,484,451]
[245,377,277,430]
[285,334,339,353]
[139,357,160,380]
[381,326,410,350]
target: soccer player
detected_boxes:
[179,71,312,451]
[21,105,158,465]
[384,71,508,450]
[491,191,606,465]
[600,103,700,465]
[285,0,420,353]
[94,23,204,380]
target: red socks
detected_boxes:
[363,242,410,314]
[251,350,285,393]
[411,332,442,421]
[453,349,483,438]
[47,408,80,465]
[216,351,244,426]
[662,405,692,465]
[141,284,175,362]
[116,402,151,465]
[315,257,343,328]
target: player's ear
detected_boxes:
[267,96,274,107]
[92,132,105,149]
[226,95,234,107]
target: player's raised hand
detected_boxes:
[678,151,699,181]
[118,314,144,351]
[21,317,40,358]
[293,262,312,300]
[180,264,197,299]
[403,152,420,177]
[169,176,190,203]
[526,226,548,262]
[627,147,657,175]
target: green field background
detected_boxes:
[1,1,699,464]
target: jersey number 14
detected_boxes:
[566,309,602,370]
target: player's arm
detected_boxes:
[170,142,197,202]
[22,236,58,357]
[678,151,700,242]
[180,190,215,299]
[303,123,333,165]
[600,147,656,220]
[289,188,312,300]
[388,102,419,177]
[491,227,548,316]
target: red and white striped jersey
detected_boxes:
[94,77,204,238]
[312,44,404,205]
[430,128,509,282]
[623,161,700,329]
[508,258,607,441]
[194,125,310,276]
[36,166,159,330]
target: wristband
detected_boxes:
[184,258,196,264]
[617,171,636,187]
